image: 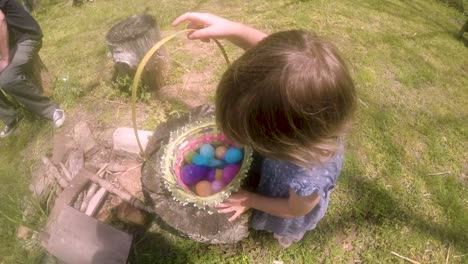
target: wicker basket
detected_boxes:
[160,118,253,210]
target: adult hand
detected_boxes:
[0,59,9,73]
[216,190,252,222]
[172,12,239,42]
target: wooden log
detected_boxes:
[105,15,166,92]
[80,164,109,212]
[141,104,250,244]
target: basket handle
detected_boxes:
[131,29,231,160]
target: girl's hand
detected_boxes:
[216,190,252,222]
[172,12,239,42]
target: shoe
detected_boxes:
[0,116,22,138]
[52,109,65,128]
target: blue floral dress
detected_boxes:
[250,151,343,240]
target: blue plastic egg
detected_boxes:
[193,154,210,166]
[200,144,215,159]
[224,148,243,164]
[208,158,226,168]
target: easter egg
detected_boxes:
[208,158,226,168]
[224,148,243,164]
[193,154,210,166]
[222,164,240,184]
[207,169,216,182]
[215,169,223,180]
[215,146,228,159]
[200,144,215,159]
[181,164,208,185]
[195,180,212,197]
[207,169,223,182]
[184,151,197,164]
[211,180,226,193]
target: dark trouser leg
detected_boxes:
[0,39,58,121]
[0,89,18,125]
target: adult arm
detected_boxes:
[0,9,9,72]
[172,12,267,50]
[217,189,320,221]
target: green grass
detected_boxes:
[1,0,467,263]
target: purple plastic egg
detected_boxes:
[207,169,216,182]
[181,164,208,185]
[211,180,226,193]
[222,164,240,184]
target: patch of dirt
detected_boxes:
[157,31,222,108]
[334,224,361,263]
[383,69,402,90]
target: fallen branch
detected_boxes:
[390,251,420,264]
[41,156,69,189]
[89,173,153,213]
[80,163,109,212]
[59,162,73,181]
[73,192,84,210]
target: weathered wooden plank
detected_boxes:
[45,206,132,264]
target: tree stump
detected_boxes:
[106,15,166,92]
[141,105,250,244]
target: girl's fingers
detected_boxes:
[215,203,230,208]
[172,12,205,27]
[218,207,236,214]
[228,211,242,222]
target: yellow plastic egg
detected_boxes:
[194,180,212,197]
[215,169,223,180]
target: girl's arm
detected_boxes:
[217,190,320,221]
[172,12,267,50]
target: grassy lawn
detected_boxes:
[1,0,467,263]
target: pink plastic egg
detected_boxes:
[222,164,240,184]
[211,180,226,193]
[181,164,208,185]
[215,146,228,160]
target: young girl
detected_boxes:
[173,13,356,248]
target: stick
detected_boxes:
[80,183,99,212]
[96,163,110,177]
[59,162,73,181]
[427,171,450,176]
[390,252,420,264]
[80,163,109,212]
[89,173,153,213]
[445,246,450,264]
[73,192,84,210]
[41,156,69,189]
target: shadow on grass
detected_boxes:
[129,231,193,264]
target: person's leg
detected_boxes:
[0,40,62,122]
[0,89,18,125]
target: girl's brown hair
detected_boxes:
[216,30,356,167]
